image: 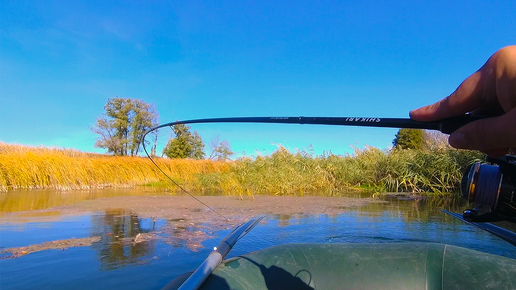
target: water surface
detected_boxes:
[0,191,515,290]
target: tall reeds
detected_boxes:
[0,143,229,192]
[201,145,484,196]
[1,143,484,196]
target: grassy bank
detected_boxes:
[0,143,484,196]
[0,143,229,192]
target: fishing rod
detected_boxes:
[442,210,516,247]
[145,114,485,135]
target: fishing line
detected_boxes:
[475,165,502,209]
[142,125,268,251]
[142,124,230,221]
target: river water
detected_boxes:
[1,190,515,290]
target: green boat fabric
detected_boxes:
[166,243,516,290]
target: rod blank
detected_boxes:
[150,114,485,135]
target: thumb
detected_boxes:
[448,108,516,152]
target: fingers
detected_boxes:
[410,46,516,155]
[410,70,486,122]
[411,46,516,122]
[447,108,516,153]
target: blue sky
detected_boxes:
[1,1,515,157]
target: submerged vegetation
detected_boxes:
[0,143,484,196]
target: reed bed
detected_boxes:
[200,145,484,197]
[1,143,484,196]
[0,143,229,192]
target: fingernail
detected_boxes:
[449,132,469,149]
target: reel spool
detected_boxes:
[461,155,516,222]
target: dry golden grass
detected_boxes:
[0,143,229,192]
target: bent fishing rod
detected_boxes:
[144,114,484,136]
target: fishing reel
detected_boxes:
[461,155,516,222]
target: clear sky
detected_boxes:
[1,1,515,157]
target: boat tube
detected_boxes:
[163,242,516,290]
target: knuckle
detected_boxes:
[491,46,516,76]
[495,45,516,62]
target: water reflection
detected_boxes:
[349,196,466,221]
[0,210,63,224]
[0,188,171,212]
[267,197,468,230]
[90,209,158,270]
[90,209,219,269]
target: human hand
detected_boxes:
[410,45,516,156]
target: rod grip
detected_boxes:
[436,114,487,134]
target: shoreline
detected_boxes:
[3,195,384,220]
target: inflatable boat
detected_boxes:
[162,217,516,290]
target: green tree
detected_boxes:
[129,100,158,156]
[393,128,424,149]
[93,97,158,156]
[163,124,205,159]
[209,136,233,160]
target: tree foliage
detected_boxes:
[162,124,205,159]
[393,128,424,150]
[92,97,158,156]
[423,130,450,151]
[209,136,233,160]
